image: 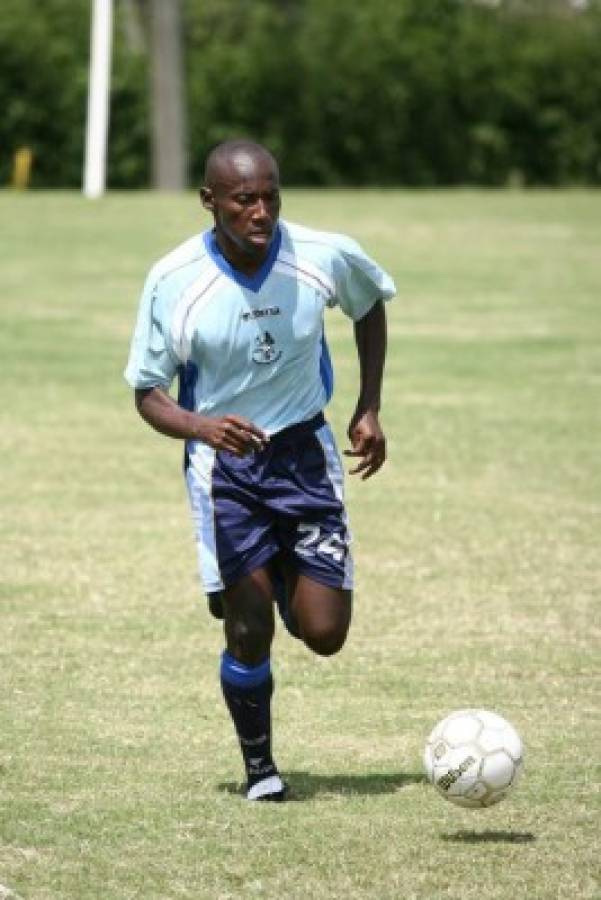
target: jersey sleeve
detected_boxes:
[124,271,180,390]
[330,235,396,320]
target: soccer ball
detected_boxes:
[423,709,523,808]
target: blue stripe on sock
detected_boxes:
[220,651,271,689]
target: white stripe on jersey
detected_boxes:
[315,423,354,590]
[170,266,225,362]
[185,444,223,593]
[276,250,335,301]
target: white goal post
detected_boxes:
[83,0,114,198]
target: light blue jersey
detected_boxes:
[124,220,395,434]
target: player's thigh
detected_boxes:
[222,566,276,665]
[276,424,354,592]
[186,446,279,594]
[289,571,352,656]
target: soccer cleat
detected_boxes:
[246,774,287,802]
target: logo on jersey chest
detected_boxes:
[241,306,280,322]
[252,331,282,365]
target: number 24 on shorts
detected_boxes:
[294,524,348,563]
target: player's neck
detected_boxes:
[214,232,271,277]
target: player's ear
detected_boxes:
[200,187,214,213]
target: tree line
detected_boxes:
[2,0,600,188]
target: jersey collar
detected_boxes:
[203,225,282,293]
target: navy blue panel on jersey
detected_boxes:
[177,361,199,411]
[178,361,199,471]
[319,330,334,402]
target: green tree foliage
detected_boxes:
[0,0,149,188]
[0,0,88,187]
[1,0,600,187]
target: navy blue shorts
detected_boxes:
[185,414,353,593]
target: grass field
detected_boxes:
[1,189,600,900]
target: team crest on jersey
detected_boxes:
[252,331,282,365]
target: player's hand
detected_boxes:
[344,409,386,479]
[196,415,269,456]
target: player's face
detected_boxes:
[201,154,281,269]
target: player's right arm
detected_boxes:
[134,387,268,456]
[126,264,267,457]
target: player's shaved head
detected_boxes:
[203,140,279,190]
[200,139,281,273]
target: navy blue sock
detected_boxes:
[220,651,278,788]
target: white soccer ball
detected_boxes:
[423,709,523,808]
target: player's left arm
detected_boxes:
[345,298,387,480]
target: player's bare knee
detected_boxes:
[226,613,273,664]
[303,624,348,657]
[223,578,274,664]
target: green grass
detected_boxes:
[1,189,600,900]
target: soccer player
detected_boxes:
[124,140,395,801]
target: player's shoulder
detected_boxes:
[280,220,362,262]
[279,219,395,305]
[145,232,210,294]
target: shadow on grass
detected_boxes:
[218,771,427,800]
[441,830,536,844]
